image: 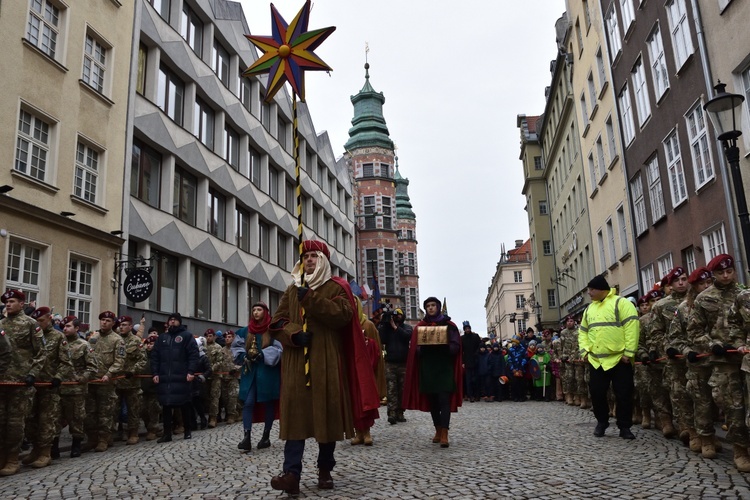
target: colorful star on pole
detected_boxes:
[243,1,336,102]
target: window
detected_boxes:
[580,92,589,127]
[180,3,203,57]
[588,73,597,109]
[543,240,552,255]
[517,319,527,333]
[137,43,148,96]
[666,0,694,69]
[409,288,418,320]
[596,48,607,89]
[382,197,392,229]
[606,219,617,265]
[277,234,288,270]
[683,247,696,273]
[285,181,295,213]
[647,24,669,100]
[617,206,629,255]
[539,200,548,215]
[515,294,526,309]
[240,78,253,113]
[606,116,617,162]
[173,167,197,225]
[27,0,61,59]
[514,271,523,283]
[575,20,583,55]
[641,264,656,292]
[82,34,108,94]
[194,98,214,149]
[261,100,270,130]
[534,156,543,170]
[597,229,608,269]
[259,220,269,260]
[664,130,688,206]
[191,264,211,319]
[74,141,100,204]
[222,275,238,324]
[157,65,184,125]
[685,103,714,188]
[249,145,261,187]
[583,0,592,30]
[207,188,225,240]
[67,257,93,324]
[630,175,648,235]
[384,249,395,295]
[547,289,557,308]
[224,123,239,169]
[268,167,279,202]
[702,224,727,260]
[657,254,674,280]
[363,196,376,229]
[277,119,288,151]
[632,58,651,125]
[148,0,170,21]
[131,140,161,208]
[147,251,176,312]
[596,136,606,177]
[381,164,391,178]
[743,66,750,113]
[620,0,635,31]
[236,207,251,252]
[362,163,374,177]
[15,108,52,182]
[6,240,42,304]
[588,153,598,190]
[212,40,230,87]
[618,84,635,145]
[645,156,666,222]
[605,6,622,60]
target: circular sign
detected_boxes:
[123,268,154,303]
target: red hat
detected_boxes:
[99,311,116,320]
[707,253,734,272]
[301,240,330,259]
[1,289,26,303]
[666,266,686,284]
[637,295,649,306]
[204,328,215,336]
[117,315,133,324]
[647,289,663,300]
[62,315,79,326]
[30,306,52,319]
[688,266,712,284]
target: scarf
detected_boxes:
[291,251,331,290]
[424,313,446,324]
[248,309,272,348]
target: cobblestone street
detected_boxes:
[2,401,750,499]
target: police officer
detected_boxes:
[115,316,147,445]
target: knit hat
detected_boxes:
[167,312,182,323]
[707,253,734,272]
[423,296,441,310]
[587,275,610,291]
[688,266,712,284]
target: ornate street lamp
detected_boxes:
[704,82,748,271]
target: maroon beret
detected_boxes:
[637,295,649,306]
[667,266,686,284]
[688,266,712,284]
[707,253,734,272]
[1,289,26,304]
[117,315,133,324]
[30,306,52,319]
[204,328,215,336]
[99,311,117,320]
[647,289,663,300]
[301,240,330,259]
[62,315,79,325]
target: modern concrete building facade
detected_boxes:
[0,0,133,324]
[121,0,356,331]
[485,240,534,341]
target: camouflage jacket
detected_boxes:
[728,288,750,350]
[550,337,563,361]
[220,344,240,379]
[115,332,147,390]
[647,291,686,357]
[667,300,691,357]
[59,336,99,396]
[687,282,743,356]
[637,312,654,360]
[91,330,126,380]
[205,342,224,378]
[559,327,579,362]
[0,311,46,381]
[39,325,74,382]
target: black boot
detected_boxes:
[70,438,82,458]
[158,407,173,443]
[257,429,271,449]
[51,437,60,459]
[238,430,252,451]
[200,416,208,430]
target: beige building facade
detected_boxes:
[0,1,133,323]
[485,240,534,341]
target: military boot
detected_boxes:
[146,429,158,441]
[641,410,651,429]
[660,414,677,438]
[363,429,373,446]
[126,429,139,445]
[95,433,109,452]
[21,447,41,466]
[701,435,717,459]
[350,430,363,445]
[580,396,591,409]
[70,438,83,458]
[208,417,217,428]
[734,445,750,472]
[0,449,6,470]
[51,437,60,459]
[565,393,574,405]
[688,429,701,453]
[432,426,442,443]
[573,395,581,406]
[0,451,20,476]
[30,446,52,468]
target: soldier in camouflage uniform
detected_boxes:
[140,327,162,440]
[84,311,126,453]
[205,328,224,428]
[550,330,564,401]
[687,254,748,469]
[559,316,579,405]
[22,307,73,468]
[57,316,98,458]
[220,330,241,423]
[114,316,147,445]
[636,290,661,429]
[666,266,713,453]
[0,290,47,476]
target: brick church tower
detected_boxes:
[344,63,420,322]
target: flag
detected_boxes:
[349,280,367,300]
[371,272,382,311]
[442,297,448,315]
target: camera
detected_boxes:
[380,302,395,324]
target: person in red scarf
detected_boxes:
[403,297,462,448]
[268,241,379,495]
[235,302,282,452]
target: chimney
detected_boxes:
[515,240,523,248]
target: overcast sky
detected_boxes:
[239,0,565,332]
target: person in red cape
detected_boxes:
[268,240,379,495]
[403,296,463,448]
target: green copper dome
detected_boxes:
[344,64,394,151]
[395,163,415,220]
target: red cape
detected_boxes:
[331,277,380,429]
[402,318,464,412]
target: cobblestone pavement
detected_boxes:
[2,401,750,499]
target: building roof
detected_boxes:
[395,162,416,220]
[344,63,394,151]
[507,239,532,262]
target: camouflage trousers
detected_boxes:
[708,362,749,447]
[59,393,86,439]
[0,386,35,452]
[686,362,714,437]
[385,362,406,418]
[141,391,162,433]
[645,364,672,416]
[114,387,142,432]
[561,362,575,395]
[84,383,117,436]
[665,360,694,430]
[210,377,239,419]
[634,364,653,411]
[26,386,61,447]
[574,362,588,397]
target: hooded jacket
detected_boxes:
[578,288,640,371]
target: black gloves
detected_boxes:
[640,354,650,365]
[124,372,134,379]
[687,351,699,363]
[252,351,265,362]
[666,348,679,359]
[292,331,312,347]
[649,351,658,362]
[297,286,310,302]
[24,375,36,387]
[51,378,62,388]
[711,344,726,356]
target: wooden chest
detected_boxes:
[417,325,449,345]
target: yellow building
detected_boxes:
[0,1,134,323]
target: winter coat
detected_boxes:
[378,320,412,364]
[579,288,640,371]
[151,325,199,406]
[363,319,387,398]
[236,326,282,404]
[488,349,504,377]
[461,331,482,368]
[506,344,527,376]
[477,350,490,376]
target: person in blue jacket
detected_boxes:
[506,335,528,402]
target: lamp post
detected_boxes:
[704,82,749,269]
[509,312,517,337]
[533,303,543,330]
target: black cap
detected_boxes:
[587,275,610,291]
